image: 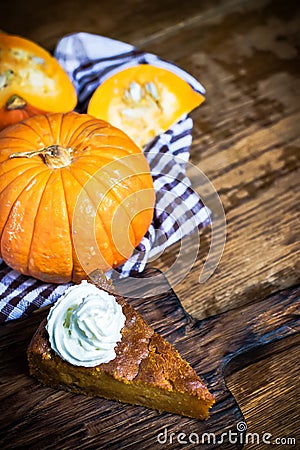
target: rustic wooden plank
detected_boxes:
[0,0,264,50]
[158,130,300,318]
[0,269,299,449]
[226,340,300,449]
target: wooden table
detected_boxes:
[1,0,299,448]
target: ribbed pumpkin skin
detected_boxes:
[0,101,45,132]
[0,112,155,283]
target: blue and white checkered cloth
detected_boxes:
[0,33,210,322]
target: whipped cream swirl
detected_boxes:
[46,280,126,367]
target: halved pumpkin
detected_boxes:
[0,33,77,130]
[87,64,205,147]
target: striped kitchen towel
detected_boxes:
[0,32,210,322]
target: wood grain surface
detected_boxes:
[227,339,300,449]
[0,268,299,449]
[0,0,299,447]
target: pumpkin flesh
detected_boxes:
[0,112,155,283]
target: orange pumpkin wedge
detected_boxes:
[0,33,77,130]
[0,112,155,283]
[87,64,205,148]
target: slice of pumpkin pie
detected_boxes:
[27,274,215,420]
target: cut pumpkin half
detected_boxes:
[0,33,77,130]
[87,64,205,147]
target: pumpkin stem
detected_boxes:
[6,95,27,110]
[9,145,73,169]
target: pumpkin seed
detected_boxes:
[128,81,142,102]
[145,82,159,100]
[123,88,131,102]
[11,48,28,60]
[121,107,142,119]
[0,70,14,89]
[31,55,45,65]
[0,73,6,89]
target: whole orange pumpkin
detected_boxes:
[0,112,155,283]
